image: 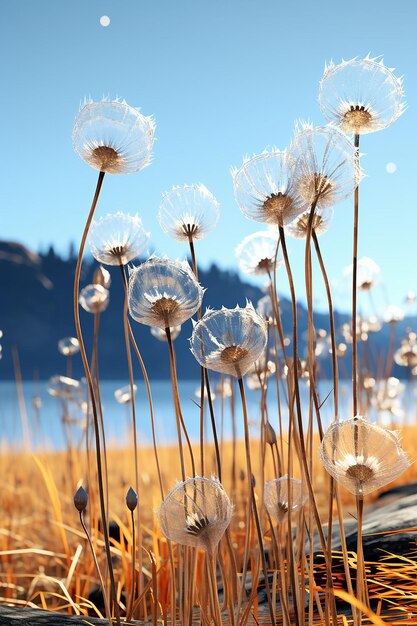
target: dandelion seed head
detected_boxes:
[285,207,334,239]
[319,56,406,135]
[158,476,232,552]
[235,230,282,276]
[128,257,203,328]
[79,283,110,313]
[289,124,361,209]
[232,149,307,226]
[58,337,80,357]
[320,416,409,496]
[73,99,155,174]
[158,184,220,243]
[264,476,307,523]
[190,304,267,378]
[114,384,137,404]
[89,212,149,266]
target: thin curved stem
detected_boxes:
[188,237,222,481]
[355,496,366,625]
[127,321,165,499]
[79,509,111,623]
[204,369,222,479]
[279,225,337,626]
[165,326,195,480]
[91,311,109,522]
[206,550,222,626]
[126,508,136,621]
[237,377,276,626]
[385,320,396,380]
[119,264,143,617]
[312,231,339,417]
[73,170,120,624]
[352,134,360,416]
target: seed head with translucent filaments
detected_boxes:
[285,206,334,239]
[235,230,282,276]
[79,284,110,313]
[190,303,268,378]
[320,416,409,497]
[158,476,232,553]
[72,98,155,174]
[319,55,406,135]
[89,212,149,266]
[264,476,307,523]
[394,333,417,368]
[47,375,81,399]
[232,149,307,227]
[289,123,361,209]
[158,184,220,242]
[58,337,80,357]
[383,305,405,323]
[128,257,204,329]
[344,256,381,291]
[114,384,137,404]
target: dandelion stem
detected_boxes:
[312,231,339,417]
[237,376,276,626]
[79,509,111,624]
[355,496,366,625]
[305,205,339,624]
[119,264,143,618]
[73,170,120,625]
[352,134,360,416]
[385,320,396,380]
[91,311,109,524]
[192,355,234,619]
[127,320,165,499]
[126,508,136,621]
[311,231,356,603]
[188,237,222,482]
[165,326,195,480]
[279,225,337,626]
[206,550,223,626]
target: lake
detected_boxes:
[0,378,415,451]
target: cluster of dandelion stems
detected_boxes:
[68,60,410,626]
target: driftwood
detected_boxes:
[0,606,144,625]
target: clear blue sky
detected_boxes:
[2,0,417,314]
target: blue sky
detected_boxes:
[2,0,417,314]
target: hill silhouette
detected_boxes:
[0,240,414,381]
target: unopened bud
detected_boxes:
[74,486,88,512]
[126,486,138,511]
[93,265,111,289]
[265,421,277,446]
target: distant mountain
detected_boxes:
[0,240,415,381]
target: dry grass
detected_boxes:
[1,428,416,622]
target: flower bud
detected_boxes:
[74,486,88,512]
[126,486,138,511]
[93,265,111,289]
[265,421,277,446]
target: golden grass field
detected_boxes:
[1,427,416,624]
